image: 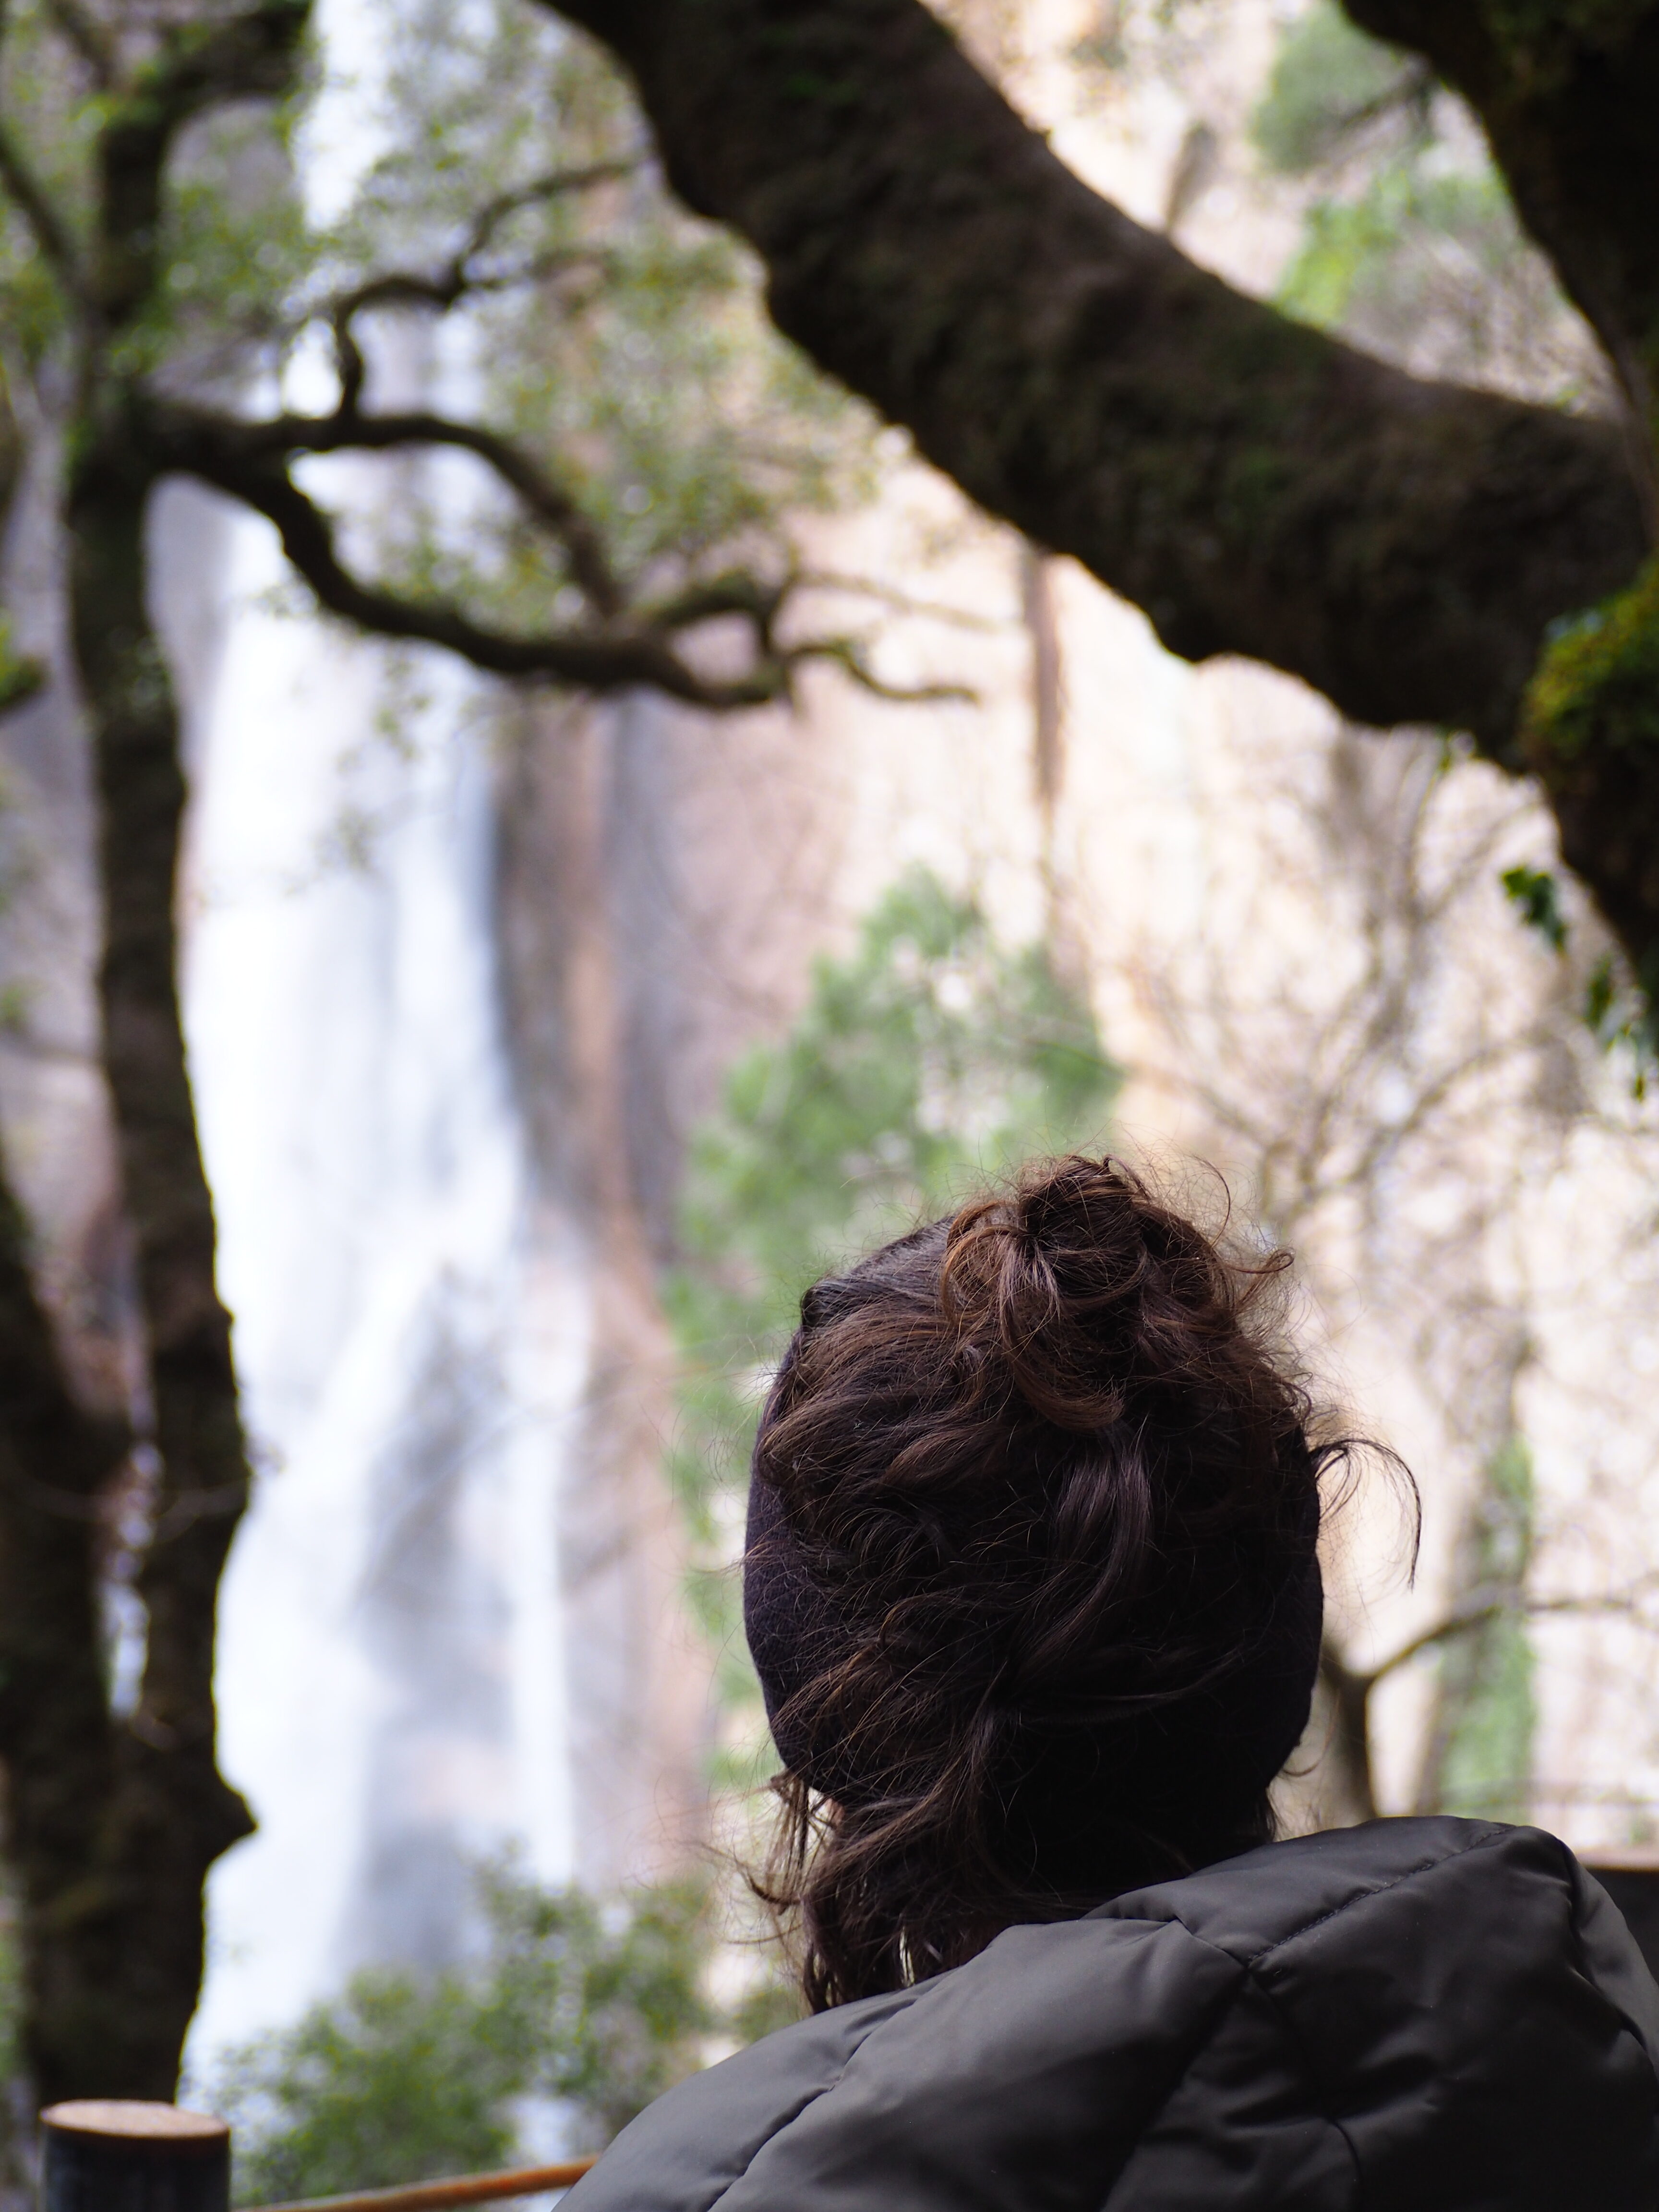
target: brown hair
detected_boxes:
[746,1155,1346,2011]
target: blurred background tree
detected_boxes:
[216,1866,719,2196]
[666,866,1119,1754]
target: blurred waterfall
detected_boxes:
[182,498,588,2060]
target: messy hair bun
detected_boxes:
[745,1155,1335,2010]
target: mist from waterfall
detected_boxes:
[181,516,585,2072]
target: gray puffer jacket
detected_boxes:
[567,1817,1659,2212]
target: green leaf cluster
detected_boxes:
[320,0,876,631]
[1500,863,1568,953]
[1525,556,1659,764]
[664,868,1120,1743]
[1254,5,1587,398]
[1250,4,1421,178]
[216,1865,724,2202]
[1273,165,1519,334]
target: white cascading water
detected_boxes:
[180,493,585,2064]
[173,0,596,2067]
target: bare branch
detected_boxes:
[172,435,785,702]
[160,405,969,711]
[0,112,86,300]
[43,0,115,87]
[796,568,1007,633]
[1362,1577,1659,1691]
[793,633,974,704]
[459,156,640,265]
[324,248,612,414]
[248,405,625,617]
[638,568,788,634]
[317,161,637,412]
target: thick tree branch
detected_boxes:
[542,0,1647,763]
[0,1148,132,2103]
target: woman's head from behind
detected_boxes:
[745,1154,1333,2009]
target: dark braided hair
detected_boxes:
[745,1155,1345,2011]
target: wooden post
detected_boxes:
[40,2102,230,2212]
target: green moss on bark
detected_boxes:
[1525,557,1659,761]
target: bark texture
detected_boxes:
[45,412,256,2102]
[543,0,1645,749]
[544,0,1659,994]
[0,0,296,2101]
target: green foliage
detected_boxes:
[665,868,1119,1744]
[1427,1438,1538,1823]
[1524,557,1659,764]
[1580,950,1659,1094]
[1501,864,1568,953]
[0,0,319,379]
[1524,567,1659,1083]
[318,0,876,631]
[1274,166,1516,334]
[1250,4,1421,177]
[1255,6,1590,399]
[220,1972,523,2201]
[217,1866,718,2203]
[0,0,874,631]
[0,4,104,364]
[0,616,42,718]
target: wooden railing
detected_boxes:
[37,2101,598,2212]
[252,2161,599,2212]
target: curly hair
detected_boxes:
[745,1154,1346,2012]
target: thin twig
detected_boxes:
[324,249,612,412]
[251,405,624,616]
[460,156,639,264]
[0,113,85,299]
[43,0,115,86]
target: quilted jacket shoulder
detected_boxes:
[565,1818,1659,2212]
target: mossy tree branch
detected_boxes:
[541,0,1659,1009]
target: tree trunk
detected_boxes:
[0,404,261,2104]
